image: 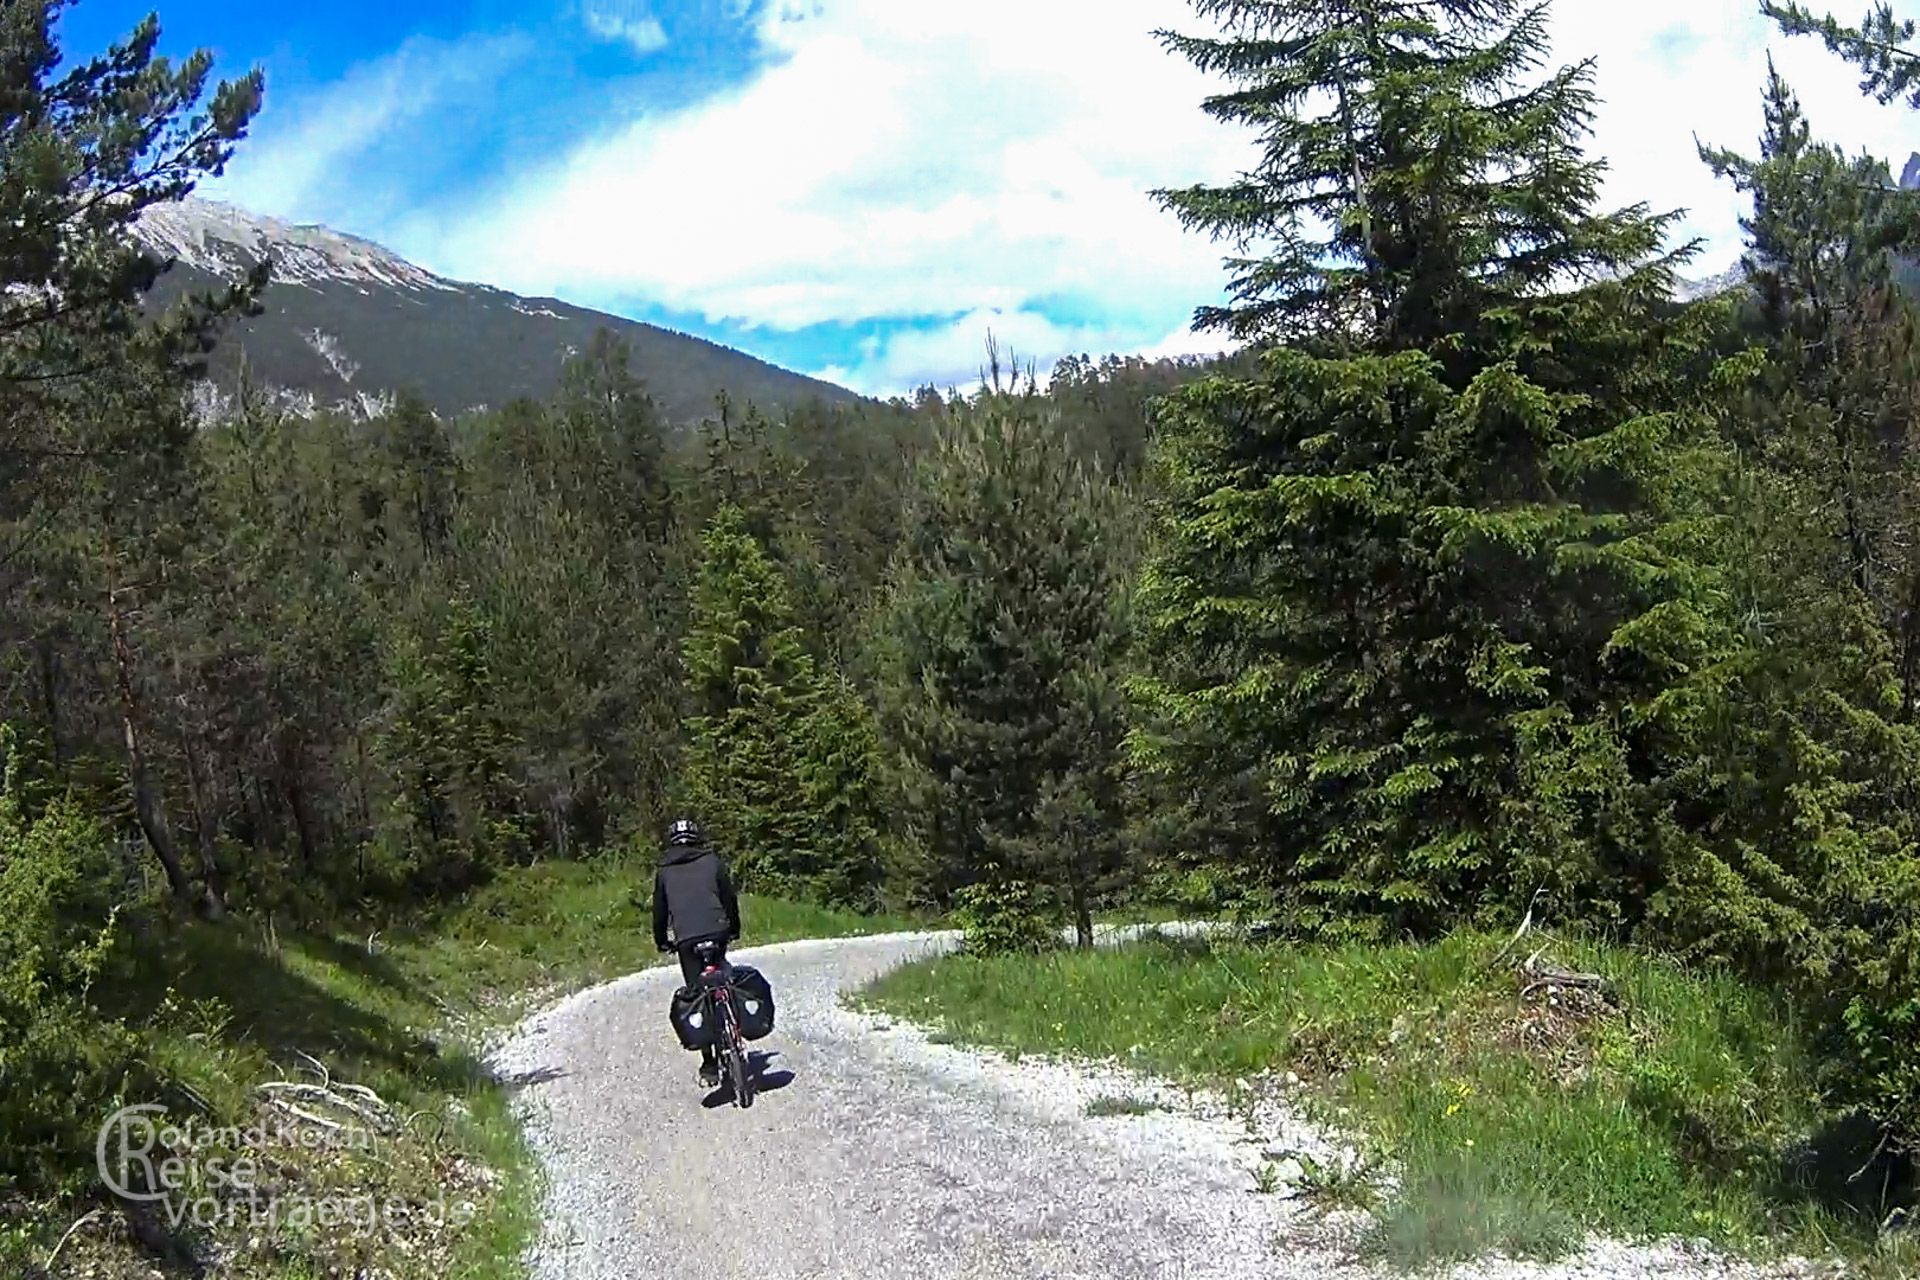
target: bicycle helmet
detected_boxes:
[666,817,704,847]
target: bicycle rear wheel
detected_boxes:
[723,1005,754,1108]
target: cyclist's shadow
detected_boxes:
[700,1049,795,1109]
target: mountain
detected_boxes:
[133,199,861,423]
[1674,265,1747,303]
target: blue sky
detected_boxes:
[59,0,1920,396]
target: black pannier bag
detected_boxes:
[669,985,716,1050]
[729,965,776,1041]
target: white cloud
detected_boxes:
[413,0,1252,362]
[1554,1,1919,274]
[582,0,669,54]
[213,33,531,227]
[810,308,1236,397]
[390,1,1920,395]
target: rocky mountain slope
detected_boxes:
[133,199,860,423]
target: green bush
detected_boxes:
[0,728,141,1194]
[954,879,1061,956]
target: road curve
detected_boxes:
[488,928,1346,1280]
[487,930,1811,1280]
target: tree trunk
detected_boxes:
[106,565,193,904]
[1071,866,1094,951]
[287,771,320,872]
[178,730,229,919]
[281,737,320,871]
[36,634,64,764]
[1899,561,1920,719]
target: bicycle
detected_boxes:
[691,939,754,1108]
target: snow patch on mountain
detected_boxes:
[1674,266,1746,302]
[304,328,360,383]
[135,198,462,294]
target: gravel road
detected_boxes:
[488,930,1832,1280]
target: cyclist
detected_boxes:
[652,817,741,1086]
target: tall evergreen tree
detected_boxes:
[373,593,528,896]
[1135,0,1718,934]
[1683,43,1920,1155]
[0,3,262,906]
[680,505,882,906]
[1700,65,1920,701]
[872,397,1135,947]
[1152,0,1680,350]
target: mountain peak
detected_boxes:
[135,197,461,294]
[132,198,859,424]
[1903,151,1920,192]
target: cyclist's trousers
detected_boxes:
[678,938,728,1067]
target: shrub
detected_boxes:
[955,879,1061,956]
[0,727,140,1194]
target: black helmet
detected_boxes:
[666,817,703,847]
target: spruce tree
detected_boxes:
[1152,0,1679,351]
[374,593,527,896]
[1685,43,1920,1154]
[1136,0,1718,934]
[1701,65,1920,672]
[680,505,882,906]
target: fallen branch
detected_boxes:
[1487,887,1548,969]
[262,1096,354,1133]
[1519,958,1618,1005]
[256,1080,396,1132]
[42,1207,101,1274]
[295,1049,333,1085]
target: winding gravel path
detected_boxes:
[488,930,1829,1280]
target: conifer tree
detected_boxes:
[1764,3,1920,107]
[680,506,882,905]
[1701,65,1920,679]
[1136,0,1717,933]
[873,397,1134,947]
[375,594,527,895]
[1152,0,1679,351]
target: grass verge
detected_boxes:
[861,928,1912,1272]
[4,853,920,1278]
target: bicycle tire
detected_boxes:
[723,1003,754,1108]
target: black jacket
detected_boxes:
[652,842,740,950]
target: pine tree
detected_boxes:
[0,4,262,906]
[1681,41,1920,1154]
[374,593,527,896]
[0,4,263,458]
[1700,64,1920,691]
[872,396,1135,948]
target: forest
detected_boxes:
[6,0,1920,1259]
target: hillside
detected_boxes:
[133,199,862,423]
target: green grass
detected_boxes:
[380,854,924,1025]
[861,929,1897,1270]
[4,854,920,1279]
